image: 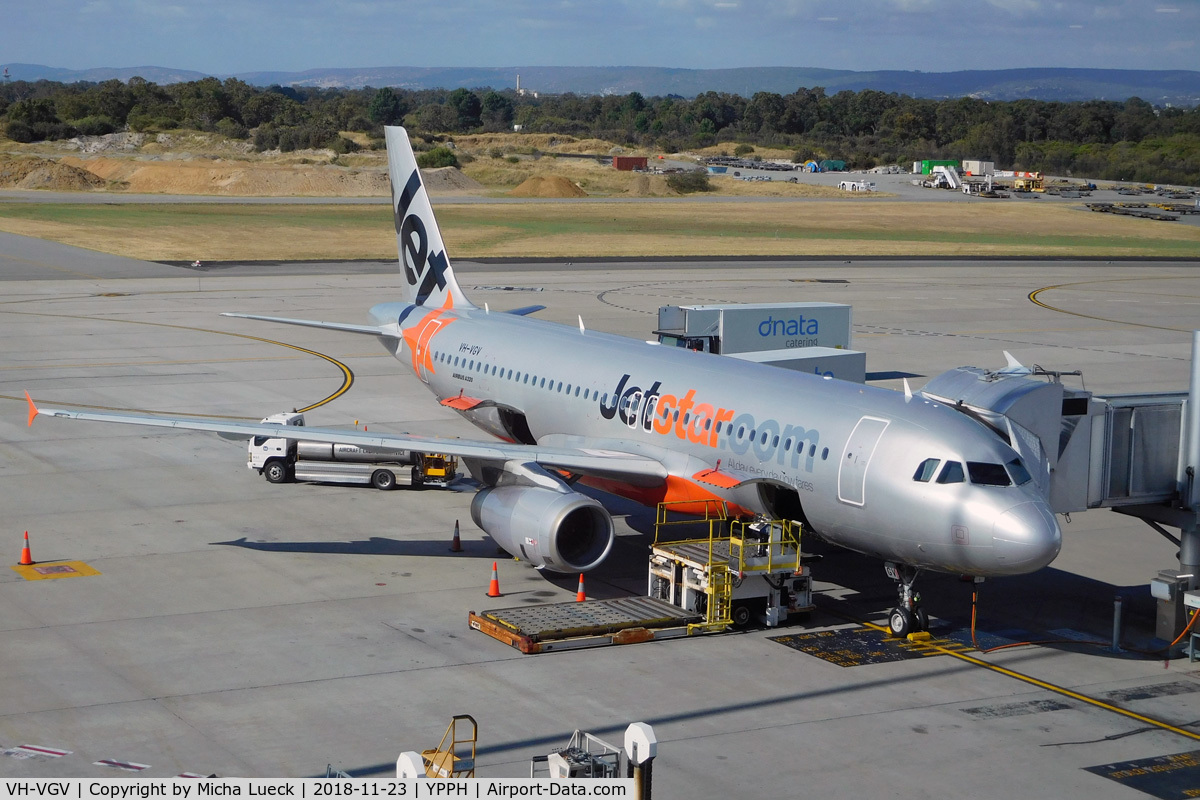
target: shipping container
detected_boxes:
[613,156,649,171]
[919,159,960,175]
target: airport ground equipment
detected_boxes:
[656,301,851,354]
[1184,591,1200,661]
[248,412,457,489]
[655,302,860,379]
[470,504,812,652]
[914,159,960,174]
[531,729,623,779]
[838,179,876,192]
[725,346,866,382]
[469,596,703,653]
[648,506,813,631]
[923,165,962,190]
[530,722,656,798]
[420,715,477,778]
[962,159,995,176]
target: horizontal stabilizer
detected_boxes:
[505,305,546,317]
[220,312,393,337]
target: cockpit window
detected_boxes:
[967,462,1011,486]
[913,458,941,482]
[936,461,965,484]
[1006,458,1032,486]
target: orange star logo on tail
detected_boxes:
[401,295,455,378]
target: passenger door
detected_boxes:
[838,416,889,507]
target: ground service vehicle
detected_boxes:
[249,413,457,489]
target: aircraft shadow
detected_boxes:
[803,535,1159,652]
[577,484,1162,651]
[213,536,495,559]
[216,482,1160,651]
[314,649,994,778]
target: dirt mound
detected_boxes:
[624,173,677,197]
[555,138,619,155]
[453,133,582,152]
[0,156,108,191]
[58,156,389,196]
[422,166,484,193]
[63,132,149,155]
[508,175,587,198]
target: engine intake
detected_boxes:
[470,486,614,572]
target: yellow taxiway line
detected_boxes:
[1,310,355,415]
[861,618,1200,742]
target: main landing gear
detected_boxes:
[885,562,928,638]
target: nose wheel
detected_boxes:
[885,562,927,638]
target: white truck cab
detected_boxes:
[248,412,306,483]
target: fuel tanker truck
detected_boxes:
[248,413,457,490]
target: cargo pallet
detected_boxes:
[468,596,704,654]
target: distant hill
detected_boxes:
[2,62,209,86]
[5,63,1199,105]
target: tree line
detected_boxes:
[2,76,1198,184]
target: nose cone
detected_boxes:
[992,501,1062,573]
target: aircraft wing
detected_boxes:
[25,394,667,485]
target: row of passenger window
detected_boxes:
[913,457,1032,487]
[438,351,596,399]
[437,350,830,460]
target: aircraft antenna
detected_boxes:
[578,315,586,333]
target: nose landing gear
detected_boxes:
[885,562,928,638]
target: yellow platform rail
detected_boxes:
[421,714,477,779]
[727,519,802,576]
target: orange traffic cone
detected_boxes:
[449,520,462,553]
[18,530,33,566]
[576,573,586,602]
[486,561,501,597]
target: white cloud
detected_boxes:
[885,0,938,10]
[984,0,1043,13]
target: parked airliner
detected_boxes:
[26,126,1060,637]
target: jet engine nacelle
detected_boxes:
[470,486,614,573]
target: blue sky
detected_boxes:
[5,0,1197,74]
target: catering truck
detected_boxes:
[248,413,457,490]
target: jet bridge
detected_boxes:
[920,333,1200,640]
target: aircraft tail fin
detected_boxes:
[385,126,473,309]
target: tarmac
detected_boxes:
[4,229,1200,797]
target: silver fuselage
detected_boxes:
[371,301,1062,577]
